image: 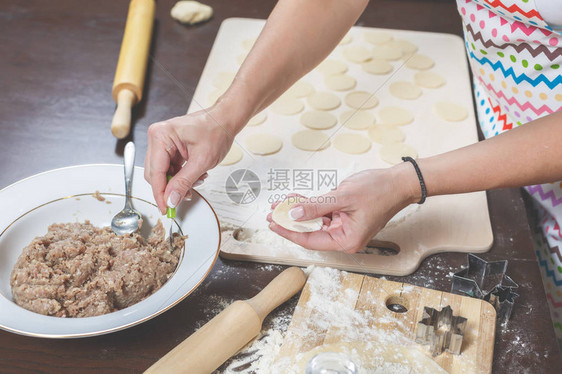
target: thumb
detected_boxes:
[288,193,343,221]
[164,162,205,208]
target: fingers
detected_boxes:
[164,160,209,209]
[288,192,343,221]
[268,221,343,251]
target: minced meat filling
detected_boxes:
[10,220,184,318]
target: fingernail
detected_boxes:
[289,207,304,220]
[167,191,181,208]
[193,180,204,187]
[184,192,192,202]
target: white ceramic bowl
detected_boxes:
[0,164,221,338]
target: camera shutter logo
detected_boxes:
[225,169,261,204]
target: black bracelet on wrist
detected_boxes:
[401,156,427,205]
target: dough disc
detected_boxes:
[340,110,375,130]
[389,81,422,100]
[285,80,315,98]
[362,60,393,75]
[368,125,405,144]
[380,143,418,164]
[240,37,256,52]
[212,71,235,90]
[333,133,371,154]
[377,106,414,126]
[434,102,468,122]
[219,144,243,165]
[316,59,348,75]
[364,30,393,45]
[414,71,446,88]
[272,198,323,233]
[245,134,283,155]
[406,54,435,70]
[342,45,373,63]
[271,96,304,115]
[300,111,337,130]
[345,91,379,109]
[247,111,267,126]
[291,130,330,151]
[386,39,418,54]
[324,74,357,91]
[339,33,353,45]
[307,92,342,111]
[371,45,402,60]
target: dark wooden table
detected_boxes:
[1,0,560,372]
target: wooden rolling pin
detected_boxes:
[111,0,155,139]
[145,267,307,374]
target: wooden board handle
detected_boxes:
[144,267,307,374]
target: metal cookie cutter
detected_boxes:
[451,254,519,325]
[415,305,467,356]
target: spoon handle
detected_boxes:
[124,141,136,208]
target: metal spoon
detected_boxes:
[111,141,142,235]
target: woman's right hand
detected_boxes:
[144,106,241,215]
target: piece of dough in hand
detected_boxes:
[171,1,213,25]
[272,199,323,233]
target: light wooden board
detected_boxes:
[188,18,493,275]
[275,271,496,373]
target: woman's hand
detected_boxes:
[267,164,421,253]
[144,106,241,214]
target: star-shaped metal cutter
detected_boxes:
[415,305,467,356]
[451,253,519,325]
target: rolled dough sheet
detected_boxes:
[380,142,418,164]
[377,106,414,126]
[324,74,357,91]
[340,110,375,130]
[345,91,379,109]
[292,130,330,151]
[271,96,305,115]
[301,111,338,130]
[247,111,267,126]
[246,134,283,155]
[371,45,403,60]
[389,81,422,100]
[285,80,315,98]
[362,59,393,75]
[272,198,323,232]
[342,45,373,63]
[434,101,469,122]
[406,54,435,70]
[333,133,371,154]
[368,124,405,144]
[364,30,393,45]
[414,71,446,88]
[316,59,348,75]
[307,92,342,111]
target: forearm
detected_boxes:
[217,0,369,132]
[397,111,562,201]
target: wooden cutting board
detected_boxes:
[275,270,496,373]
[189,18,493,275]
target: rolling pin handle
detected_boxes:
[111,89,136,139]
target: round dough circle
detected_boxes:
[245,134,283,155]
[364,31,393,45]
[316,59,348,75]
[307,92,341,111]
[389,81,422,100]
[377,106,414,126]
[247,111,267,126]
[386,39,418,54]
[208,88,225,105]
[285,80,315,98]
[270,96,304,115]
[324,74,357,91]
[342,46,373,63]
[240,37,256,52]
[291,130,330,151]
[236,53,248,65]
[406,54,435,70]
[340,110,375,130]
[300,111,337,130]
[345,91,379,109]
[219,145,243,165]
[434,101,468,122]
[362,59,393,75]
[368,124,405,144]
[371,45,403,61]
[272,198,323,233]
[414,71,446,88]
[333,133,371,154]
[380,143,418,165]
